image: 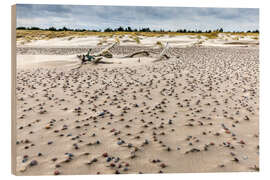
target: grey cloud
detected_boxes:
[16,4,259,31]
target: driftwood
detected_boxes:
[72,42,119,70]
[125,50,150,58]
[89,42,119,64]
[154,42,170,62]
[71,41,171,70]
[94,42,118,57]
[91,57,104,64]
[123,42,170,62]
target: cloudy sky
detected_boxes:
[16,4,259,31]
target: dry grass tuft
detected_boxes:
[133,36,140,44]
[156,41,163,47]
[232,36,240,40]
[202,32,219,39]
[68,36,74,41]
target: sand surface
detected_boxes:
[15,36,259,175]
[17,34,259,48]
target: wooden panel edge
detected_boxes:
[11,4,17,175]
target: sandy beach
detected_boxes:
[15,35,259,175]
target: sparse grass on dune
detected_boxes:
[252,36,259,40]
[16,30,259,43]
[156,41,163,47]
[202,32,219,39]
[67,36,74,41]
[115,36,120,43]
[133,36,140,44]
[198,40,204,45]
[97,37,108,46]
[232,37,240,40]
[227,32,259,36]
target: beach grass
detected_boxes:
[156,41,163,47]
[133,36,140,44]
[16,30,259,42]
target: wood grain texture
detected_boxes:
[11,4,17,175]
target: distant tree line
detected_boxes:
[16,26,101,32]
[16,26,259,33]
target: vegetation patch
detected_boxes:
[16,26,259,43]
[156,41,163,47]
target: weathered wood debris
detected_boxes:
[74,41,170,69]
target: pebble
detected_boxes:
[22,158,28,163]
[160,163,166,168]
[117,140,125,145]
[106,157,112,162]
[54,170,60,175]
[29,160,38,167]
[99,112,105,116]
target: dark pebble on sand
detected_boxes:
[54,170,60,175]
[106,157,112,162]
[29,160,38,166]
